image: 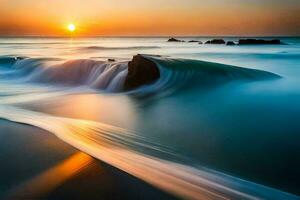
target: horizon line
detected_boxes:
[0,34,300,38]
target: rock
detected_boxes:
[108,58,115,62]
[124,55,160,90]
[238,39,282,45]
[226,41,235,45]
[167,37,184,42]
[187,40,203,44]
[205,39,225,44]
[188,40,199,43]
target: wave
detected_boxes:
[1,58,128,92]
[79,46,161,51]
[0,105,298,200]
[0,55,280,94]
[127,55,280,96]
[0,56,24,67]
[0,42,67,45]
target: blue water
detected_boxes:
[0,37,300,199]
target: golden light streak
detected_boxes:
[5,152,93,199]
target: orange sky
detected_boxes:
[0,0,299,36]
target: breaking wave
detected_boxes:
[1,58,128,92]
[130,55,280,96]
[0,55,280,94]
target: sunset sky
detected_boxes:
[0,0,299,36]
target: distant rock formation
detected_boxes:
[188,40,199,43]
[238,39,282,45]
[205,39,226,44]
[167,37,184,42]
[199,41,203,44]
[226,41,235,46]
[124,55,160,90]
[108,58,115,62]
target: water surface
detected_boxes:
[0,36,300,199]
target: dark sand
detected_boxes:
[0,120,178,200]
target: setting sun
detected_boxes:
[67,24,76,32]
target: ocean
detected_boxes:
[0,36,300,199]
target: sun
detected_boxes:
[67,24,76,32]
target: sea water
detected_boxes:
[0,36,300,199]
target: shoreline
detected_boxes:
[0,119,177,200]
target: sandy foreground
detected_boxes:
[0,119,177,200]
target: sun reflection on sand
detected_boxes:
[5,152,93,199]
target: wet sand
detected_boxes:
[0,119,177,200]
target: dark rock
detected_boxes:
[199,41,203,44]
[108,58,115,62]
[210,39,225,44]
[205,39,226,44]
[226,41,235,45]
[188,40,199,43]
[124,55,160,91]
[167,37,184,42]
[238,39,282,45]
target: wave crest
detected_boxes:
[128,55,280,96]
[9,58,128,92]
[0,55,280,94]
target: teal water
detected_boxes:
[0,37,300,199]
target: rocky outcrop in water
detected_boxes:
[124,55,160,90]
[238,39,282,45]
[226,41,235,45]
[188,40,199,43]
[205,39,226,44]
[167,38,184,42]
[187,40,203,44]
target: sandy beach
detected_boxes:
[0,119,177,200]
